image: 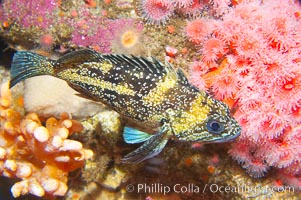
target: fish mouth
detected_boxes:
[199,129,241,144]
[218,131,241,143]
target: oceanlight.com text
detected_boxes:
[126,183,295,196]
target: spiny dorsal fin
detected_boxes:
[176,68,200,92]
[57,50,177,77]
[104,54,144,72]
[177,68,190,86]
[104,54,174,76]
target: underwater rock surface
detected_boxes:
[24,76,105,119]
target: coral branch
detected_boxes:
[0,82,93,198]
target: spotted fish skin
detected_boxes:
[56,55,199,129]
[10,49,241,163]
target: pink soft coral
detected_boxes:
[70,10,143,54]
[1,0,58,29]
[187,0,301,188]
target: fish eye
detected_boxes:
[206,119,224,134]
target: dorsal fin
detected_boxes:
[104,54,174,76]
[176,68,200,92]
[177,68,190,86]
[56,49,101,67]
[56,50,177,78]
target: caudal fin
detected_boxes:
[10,51,55,88]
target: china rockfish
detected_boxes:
[10,49,241,163]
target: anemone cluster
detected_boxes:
[138,0,231,25]
[186,0,301,186]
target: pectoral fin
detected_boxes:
[121,125,169,163]
[123,127,153,144]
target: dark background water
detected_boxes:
[0,38,14,68]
